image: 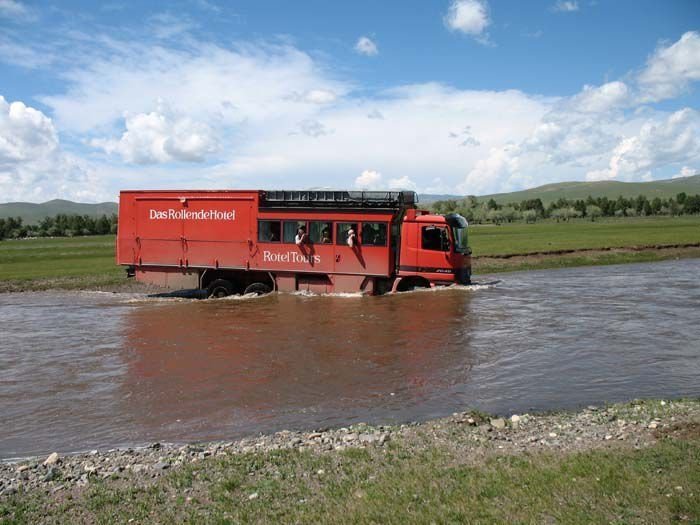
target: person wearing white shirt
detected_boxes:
[346,228,356,247]
[295,225,307,245]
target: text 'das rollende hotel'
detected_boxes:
[149,209,237,221]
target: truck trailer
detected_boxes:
[116,190,471,296]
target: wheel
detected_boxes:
[396,280,415,292]
[396,278,429,292]
[244,282,272,295]
[207,279,235,298]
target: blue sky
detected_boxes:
[0,0,699,202]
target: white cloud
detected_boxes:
[0,38,55,69]
[456,29,700,194]
[586,108,700,181]
[0,0,29,19]
[638,31,700,102]
[91,107,218,164]
[460,144,523,194]
[354,36,378,57]
[232,83,548,193]
[0,95,57,165]
[355,169,383,189]
[423,177,453,195]
[462,101,700,192]
[3,29,699,201]
[41,42,349,134]
[449,125,481,147]
[551,1,579,12]
[303,89,337,104]
[388,175,417,190]
[194,0,221,13]
[353,171,420,192]
[35,35,550,194]
[569,81,630,113]
[147,12,197,40]
[521,103,624,165]
[296,118,333,138]
[672,166,697,179]
[445,0,490,37]
[0,95,107,202]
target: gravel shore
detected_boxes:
[2,398,697,499]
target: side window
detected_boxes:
[421,226,448,251]
[336,223,358,245]
[258,220,281,242]
[361,222,387,246]
[309,221,333,244]
[283,221,306,243]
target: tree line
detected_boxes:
[0,214,118,240]
[431,192,700,224]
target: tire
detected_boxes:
[396,280,415,292]
[207,279,235,298]
[397,278,429,292]
[244,282,272,296]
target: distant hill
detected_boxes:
[418,194,462,204]
[0,199,118,224]
[2,175,699,222]
[479,174,700,205]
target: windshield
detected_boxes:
[451,226,468,253]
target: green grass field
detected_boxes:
[1,217,699,291]
[0,235,122,291]
[469,215,700,256]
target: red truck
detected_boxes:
[116,190,471,296]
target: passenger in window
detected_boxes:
[295,225,307,245]
[261,221,280,242]
[346,228,357,247]
[376,229,386,245]
[362,224,372,244]
[371,231,384,245]
[362,223,386,246]
[321,227,331,244]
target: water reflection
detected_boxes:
[119,290,476,439]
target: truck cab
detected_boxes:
[397,209,471,289]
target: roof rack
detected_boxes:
[260,190,417,209]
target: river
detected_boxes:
[1,259,699,459]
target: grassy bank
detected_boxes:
[1,399,698,524]
[469,215,700,255]
[0,235,124,292]
[474,245,700,274]
[470,216,700,274]
[0,217,699,291]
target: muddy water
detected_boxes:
[1,259,700,458]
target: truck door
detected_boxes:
[182,196,253,268]
[416,224,452,273]
[134,199,184,266]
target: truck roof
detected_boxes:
[261,190,416,209]
[119,189,418,210]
